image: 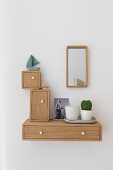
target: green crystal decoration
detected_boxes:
[26,55,40,71]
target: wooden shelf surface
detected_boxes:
[22,119,102,141]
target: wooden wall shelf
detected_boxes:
[22,119,102,141]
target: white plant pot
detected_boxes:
[81,110,93,121]
[65,106,79,121]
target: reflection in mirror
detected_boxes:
[66,46,88,87]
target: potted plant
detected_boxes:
[81,100,93,120]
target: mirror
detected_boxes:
[66,46,88,88]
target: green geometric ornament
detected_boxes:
[26,55,40,71]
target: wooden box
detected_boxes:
[22,119,102,141]
[30,89,50,121]
[22,71,41,89]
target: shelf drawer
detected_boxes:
[22,71,41,89]
[23,123,101,141]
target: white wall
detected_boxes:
[0,1,3,169]
[1,0,113,170]
[0,118,3,170]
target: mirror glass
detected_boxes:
[66,46,88,87]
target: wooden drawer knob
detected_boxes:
[39,131,43,135]
[40,100,44,103]
[81,131,85,136]
[31,76,35,80]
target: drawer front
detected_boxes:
[23,125,101,140]
[22,72,41,88]
[30,91,49,121]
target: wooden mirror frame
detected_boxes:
[66,45,88,88]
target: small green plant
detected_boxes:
[81,100,92,110]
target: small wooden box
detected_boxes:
[30,89,50,121]
[22,71,41,89]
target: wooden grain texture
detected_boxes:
[22,71,41,89]
[30,89,50,121]
[22,119,102,141]
[66,45,88,88]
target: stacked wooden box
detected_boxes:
[22,71,50,122]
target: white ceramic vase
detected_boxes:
[65,106,79,121]
[81,110,93,121]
